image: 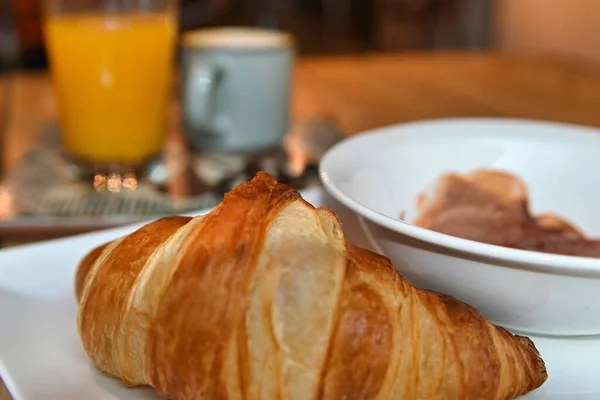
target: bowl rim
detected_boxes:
[319,117,600,277]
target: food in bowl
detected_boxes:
[412,169,600,257]
[319,118,600,336]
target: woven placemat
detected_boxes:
[0,119,342,230]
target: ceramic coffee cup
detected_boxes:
[181,28,295,153]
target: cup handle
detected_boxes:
[183,61,221,134]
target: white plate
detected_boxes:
[0,188,598,399]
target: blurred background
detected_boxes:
[3,0,600,70]
[1,0,600,251]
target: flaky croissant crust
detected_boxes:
[76,172,547,400]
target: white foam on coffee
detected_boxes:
[182,28,292,49]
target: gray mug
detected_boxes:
[181,28,295,154]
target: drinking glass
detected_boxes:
[42,0,178,177]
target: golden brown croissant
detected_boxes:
[75,172,547,400]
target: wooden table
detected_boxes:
[5,52,600,178]
[2,52,600,399]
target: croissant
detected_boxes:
[75,172,547,400]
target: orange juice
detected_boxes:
[44,13,176,163]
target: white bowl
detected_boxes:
[319,118,600,336]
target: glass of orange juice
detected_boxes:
[43,0,177,178]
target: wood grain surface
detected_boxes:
[5,53,600,178]
[2,52,600,399]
